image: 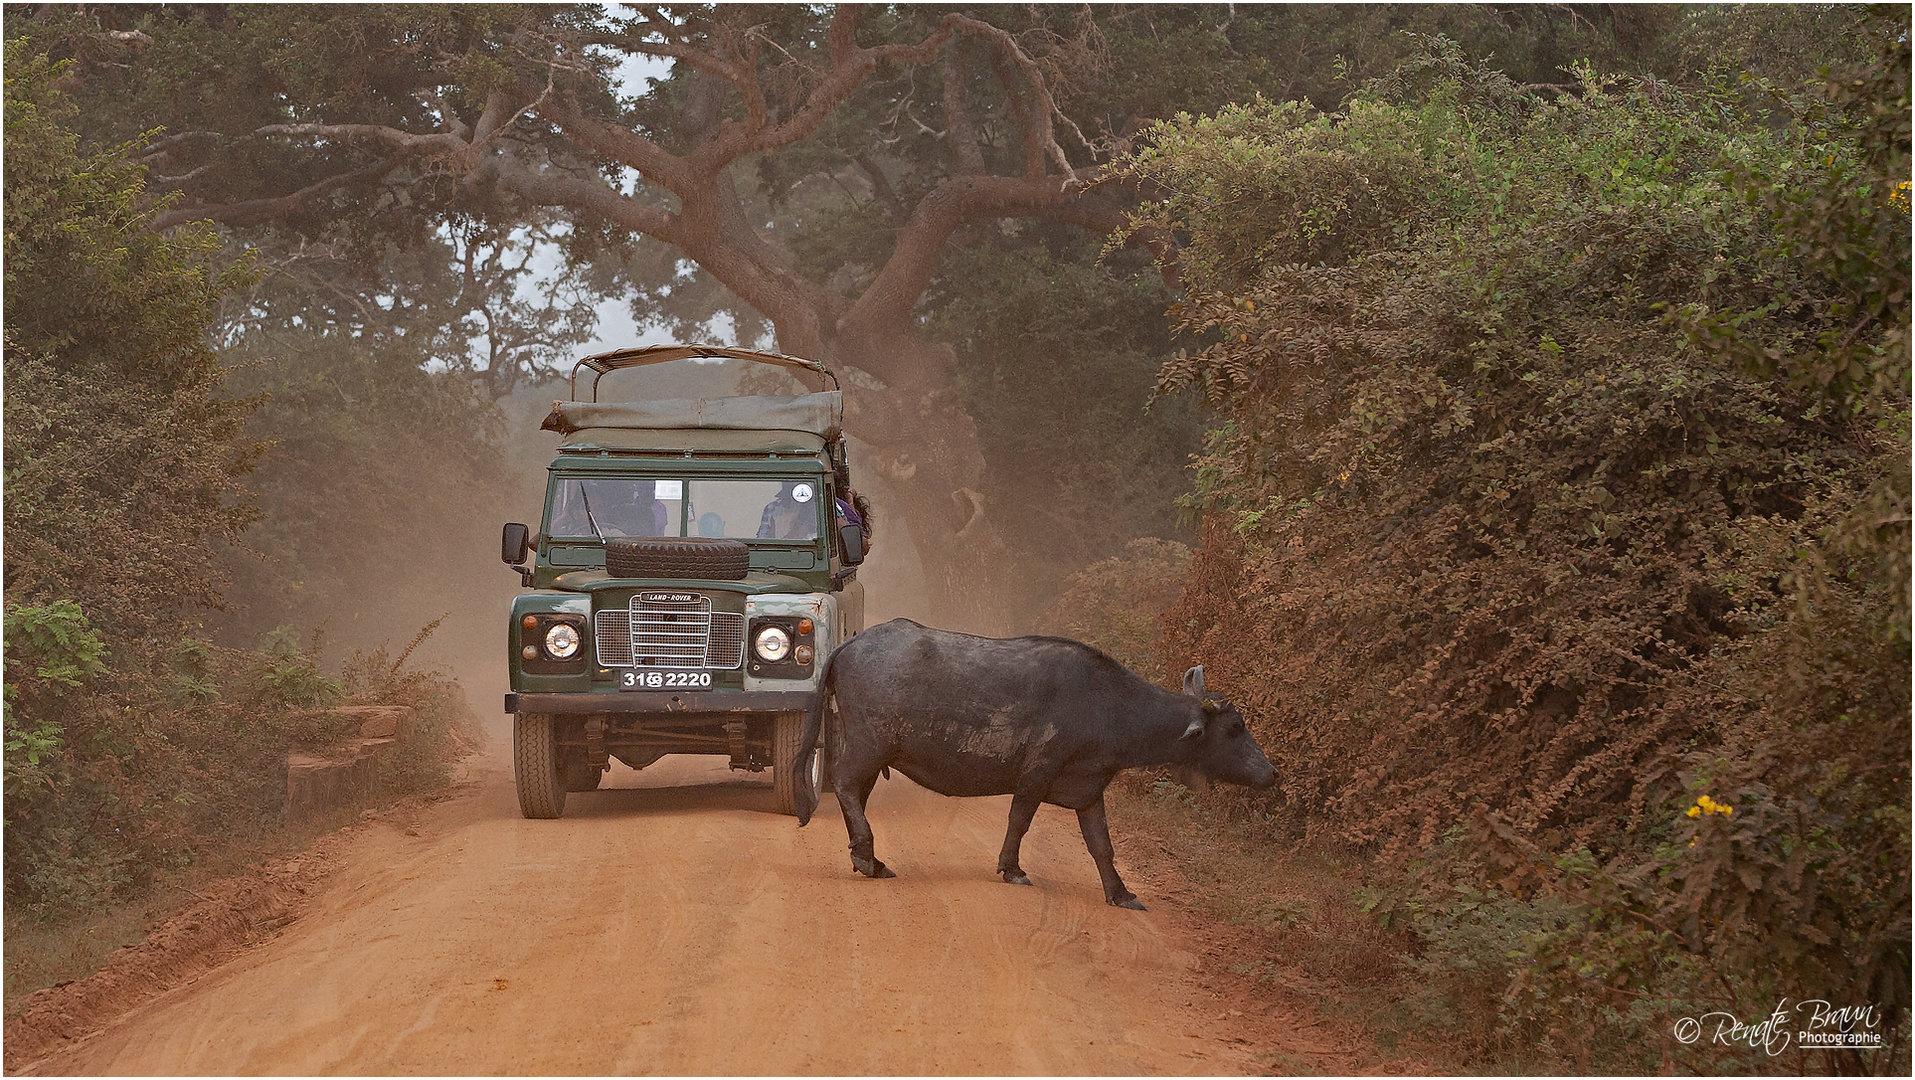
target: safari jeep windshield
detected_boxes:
[546,476,822,541]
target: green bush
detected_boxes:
[337,618,484,794]
[1,46,484,926]
[4,601,107,781]
[241,628,345,711]
[2,42,261,644]
[1128,19,1908,1073]
[3,616,480,918]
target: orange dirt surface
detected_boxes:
[8,741,1380,1076]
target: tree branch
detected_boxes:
[854,153,907,223]
[694,10,959,167]
[487,148,681,244]
[149,155,408,231]
[942,38,987,176]
[949,15,1078,181]
[251,121,469,155]
[842,173,1088,353]
[527,92,695,192]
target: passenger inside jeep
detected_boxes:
[549,478,669,538]
[547,477,819,541]
[756,481,816,539]
[606,480,669,536]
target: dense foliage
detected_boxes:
[3,46,480,921]
[925,234,1202,619]
[2,42,261,642]
[1130,19,1908,1072]
[1038,537,1193,680]
[5,609,479,914]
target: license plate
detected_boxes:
[619,670,713,691]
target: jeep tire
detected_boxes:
[772,712,815,817]
[514,712,566,818]
[604,536,750,580]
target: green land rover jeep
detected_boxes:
[500,345,866,817]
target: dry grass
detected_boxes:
[5,903,161,1020]
[3,776,436,1020]
[1109,772,1486,1072]
[1,723,476,1018]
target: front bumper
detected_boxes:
[505,690,817,717]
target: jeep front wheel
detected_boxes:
[514,712,566,819]
[772,712,816,817]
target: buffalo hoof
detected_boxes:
[853,857,896,879]
[1108,895,1147,911]
[1001,871,1033,887]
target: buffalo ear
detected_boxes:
[1179,713,1208,742]
[1183,665,1206,698]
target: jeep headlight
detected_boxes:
[544,622,581,660]
[753,625,791,662]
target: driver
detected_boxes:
[756,481,816,539]
[600,480,669,537]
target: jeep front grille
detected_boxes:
[594,594,744,670]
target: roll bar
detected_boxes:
[569,344,839,402]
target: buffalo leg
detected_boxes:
[1078,796,1144,910]
[997,790,1044,886]
[835,766,894,879]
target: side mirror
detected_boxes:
[839,523,866,566]
[502,522,530,565]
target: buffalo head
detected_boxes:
[1178,666,1276,790]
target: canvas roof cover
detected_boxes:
[541,391,842,440]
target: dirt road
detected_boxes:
[17,741,1353,1075]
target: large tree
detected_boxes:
[13,4,1116,627]
[6,3,1752,628]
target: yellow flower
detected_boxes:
[1690,794,1734,818]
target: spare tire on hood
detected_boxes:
[604,536,750,580]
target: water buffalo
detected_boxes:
[793,618,1276,909]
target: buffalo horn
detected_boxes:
[1182,665,1206,698]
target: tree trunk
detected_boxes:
[827,333,1016,636]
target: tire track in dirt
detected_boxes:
[13,740,1382,1075]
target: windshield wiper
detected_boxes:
[577,482,609,542]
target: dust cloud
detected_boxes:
[226,356,943,744]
